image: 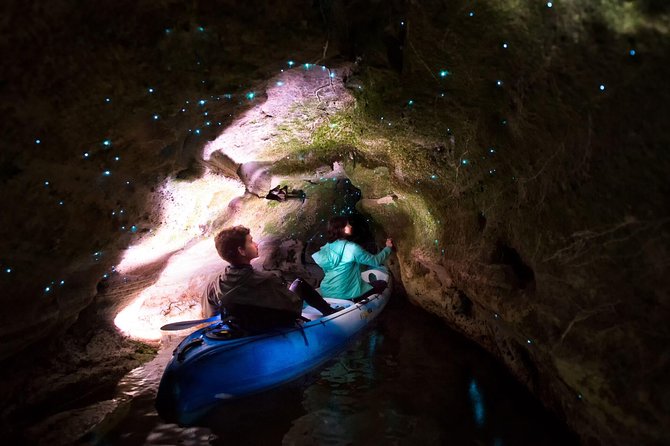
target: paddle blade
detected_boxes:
[160,315,220,331]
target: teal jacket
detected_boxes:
[312,239,392,299]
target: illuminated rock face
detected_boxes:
[1,1,669,445]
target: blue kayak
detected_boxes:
[156,269,391,425]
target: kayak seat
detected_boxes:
[204,322,245,340]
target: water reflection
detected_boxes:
[101,298,578,445]
[469,378,486,428]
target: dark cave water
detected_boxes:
[97,297,578,446]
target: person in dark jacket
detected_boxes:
[202,225,337,333]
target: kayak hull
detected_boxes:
[156,269,390,425]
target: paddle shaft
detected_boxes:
[160,314,220,331]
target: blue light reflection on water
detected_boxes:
[469,378,486,427]
[100,298,578,445]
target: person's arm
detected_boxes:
[351,243,392,268]
[266,274,302,312]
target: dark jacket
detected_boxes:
[202,265,302,333]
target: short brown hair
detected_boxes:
[214,226,250,263]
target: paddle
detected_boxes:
[160,314,220,331]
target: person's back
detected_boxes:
[202,225,337,334]
[312,217,392,300]
[204,264,301,333]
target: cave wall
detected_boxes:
[337,1,670,445]
[1,1,669,445]
[0,0,326,357]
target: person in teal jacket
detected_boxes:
[312,217,393,301]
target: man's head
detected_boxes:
[214,226,259,265]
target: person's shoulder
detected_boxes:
[344,240,364,251]
[251,269,282,282]
[212,271,226,284]
[331,239,349,248]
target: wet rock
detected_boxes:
[25,399,123,446]
[238,161,273,197]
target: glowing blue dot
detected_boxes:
[103,140,111,147]
[181,108,186,112]
[246,92,255,100]
[400,21,405,26]
[502,42,508,49]
[59,280,65,285]
[126,181,130,185]
[114,156,120,161]
[496,80,503,86]
[130,225,137,233]
[165,28,172,34]
[148,88,154,93]
[6,268,12,273]
[44,181,49,186]
[103,170,111,176]
[83,152,90,159]
[103,273,109,279]
[287,60,295,67]
[59,201,64,205]
[45,286,51,292]
[194,129,201,135]
[462,159,469,165]
[629,49,636,56]
[35,139,41,144]
[489,148,496,154]
[439,70,450,77]
[304,63,311,69]
[469,11,474,16]
[276,81,284,86]
[204,111,208,116]
[599,84,606,91]
[547,2,553,7]
[527,339,532,344]
[329,72,336,78]
[105,97,111,103]
[408,100,414,105]
[430,174,437,179]
[205,121,211,126]
[578,394,583,400]
[494,313,499,318]
[199,99,206,106]
[198,26,205,32]
[153,114,159,120]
